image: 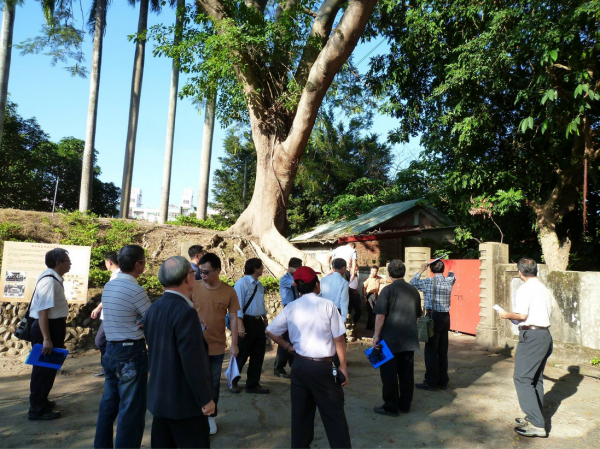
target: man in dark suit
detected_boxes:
[144,256,215,448]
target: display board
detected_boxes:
[0,242,91,303]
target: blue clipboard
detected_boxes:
[25,344,69,370]
[364,340,394,369]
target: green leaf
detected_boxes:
[549,49,558,62]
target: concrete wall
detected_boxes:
[490,260,600,364]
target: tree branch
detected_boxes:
[285,0,379,157]
[195,0,267,123]
[294,0,346,88]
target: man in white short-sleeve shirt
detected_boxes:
[497,258,553,438]
[266,266,350,449]
[28,248,71,420]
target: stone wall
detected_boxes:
[0,291,102,356]
[492,261,600,364]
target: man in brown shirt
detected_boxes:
[363,266,383,330]
[191,253,240,435]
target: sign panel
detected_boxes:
[0,242,91,303]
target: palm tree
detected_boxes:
[0,0,18,151]
[0,0,62,151]
[79,0,108,211]
[196,91,216,220]
[119,0,160,218]
[158,0,184,224]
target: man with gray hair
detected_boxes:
[497,258,553,438]
[94,245,150,449]
[28,248,71,420]
[145,256,215,448]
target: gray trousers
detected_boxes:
[513,329,553,428]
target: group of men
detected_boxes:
[25,241,554,446]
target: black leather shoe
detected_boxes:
[245,385,270,394]
[274,370,290,379]
[373,406,400,417]
[28,410,61,421]
[228,383,240,394]
[415,383,438,391]
[46,400,56,409]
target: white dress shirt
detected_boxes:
[30,269,69,319]
[514,278,552,327]
[320,272,349,322]
[266,292,346,358]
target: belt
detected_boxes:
[296,354,334,363]
[519,325,549,331]
[108,338,145,345]
[243,315,265,320]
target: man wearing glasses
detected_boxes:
[94,245,151,449]
[191,253,240,435]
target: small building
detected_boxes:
[290,200,456,267]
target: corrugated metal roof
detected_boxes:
[291,199,454,242]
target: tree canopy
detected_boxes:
[363,0,600,270]
[0,100,120,216]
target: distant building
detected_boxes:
[130,188,142,209]
[127,188,195,223]
[181,188,194,216]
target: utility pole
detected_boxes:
[52,177,60,216]
[242,155,248,211]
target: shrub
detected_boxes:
[171,215,229,231]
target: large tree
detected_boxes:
[151,0,379,268]
[368,0,600,270]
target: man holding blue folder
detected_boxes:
[372,260,421,416]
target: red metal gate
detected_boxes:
[430,259,481,335]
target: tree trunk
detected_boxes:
[532,194,571,271]
[79,0,106,212]
[120,0,149,218]
[158,0,184,224]
[196,91,217,220]
[0,2,16,151]
[229,137,317,269]
[227,0,378,270]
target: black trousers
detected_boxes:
[274,330,294,373]
[348,288,362,324]
[366,294,377,329]
[424,312,450,388]
[236,316,266,389]
[151,415,210,448]
[291,357,351,449]
[95,321,107,357]
[29,317,66,414]
[380,351,414,413]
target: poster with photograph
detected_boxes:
[0,242,91,303]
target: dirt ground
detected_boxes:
[1,331,599,449]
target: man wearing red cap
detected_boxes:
[266,266,351,449]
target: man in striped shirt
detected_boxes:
[94,245,150,449]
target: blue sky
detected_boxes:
[11,2,419,209]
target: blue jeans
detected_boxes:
[94,341,148,449]
[209,354,225,417]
